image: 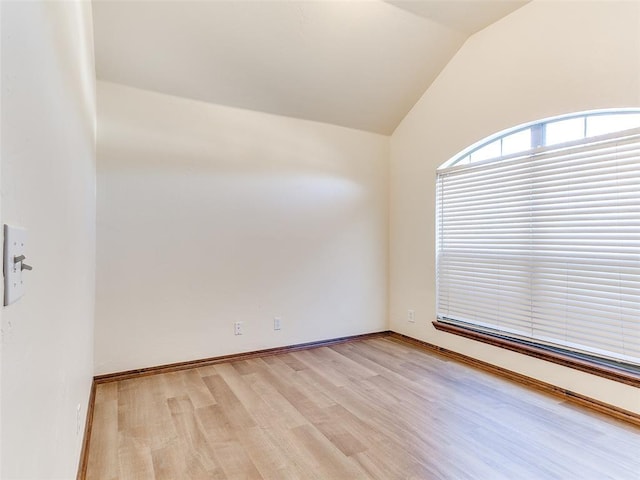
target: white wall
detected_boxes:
[390,0,640,414]
[95,81,388,375]
[1,1,96,478]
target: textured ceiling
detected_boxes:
[93,0,528,134]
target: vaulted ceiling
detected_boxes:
[92,0,528,134]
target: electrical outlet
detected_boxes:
[234,321,243,335]
[408,309,415,323]
[274,317,282,331]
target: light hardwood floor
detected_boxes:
[85,337,640,479]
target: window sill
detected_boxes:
[432,321,640,388]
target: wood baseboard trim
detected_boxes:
[76,381,97,480]
[94,330,392,384]
[388,332,640,428]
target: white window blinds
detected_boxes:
[436,129,640,366]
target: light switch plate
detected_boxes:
[4,225,27,306]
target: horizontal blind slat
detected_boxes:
[437,128,640,365]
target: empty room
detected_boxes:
[1,0,639,479]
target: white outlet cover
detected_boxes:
[4,225,27,306]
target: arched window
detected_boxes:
[436,110,640,374]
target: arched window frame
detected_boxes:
[440,108,640,170]
[434,108,640,388]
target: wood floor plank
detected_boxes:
[116,433,155,480]
[239,372,309,430]
[288,424,369,479]
[288,348,353,387]
[311,404,368,456]
[181,369,218,409]
[85,337,640,480]
[118,379,177,452]
[233,427,304,480]
[210,440,263,480]
[201,374,257,430]
[85,384,119,480]
[213,363,285,429]
[258,355,337,410]
[166,396,220,474]
[151,442,203,480]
